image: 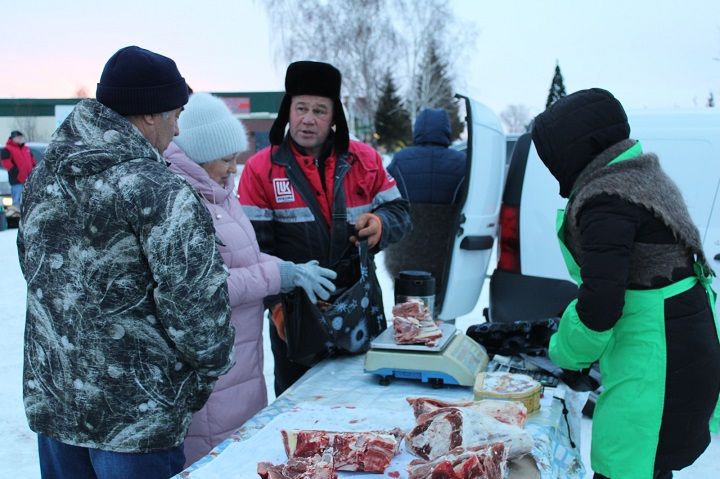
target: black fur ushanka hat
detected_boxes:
[269,61,349,154]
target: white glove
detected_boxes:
[278,260,337,303]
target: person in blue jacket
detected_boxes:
[387,108,465,203]
[385,108,466,318]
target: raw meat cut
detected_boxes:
[406,397,528,427]
[393,299,430,320]
[405,407,533,460]
[406,443,508,479]
[257,448,336,479]
[281,428,403,473]
[393,300,443,346]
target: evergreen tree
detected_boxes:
[374,72,412,151]
[708,92,715,108]
[545,61,567,109]
[414,39,464,140]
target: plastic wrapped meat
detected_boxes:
[393,299,430,321]
[406,397,528,427]
[405,407,533,461]
[407,442,508,479]
[281,428,403,473]
[393,300,443,346]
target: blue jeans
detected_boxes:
[38,434,185,479]
[11,183,23,206]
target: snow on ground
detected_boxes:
[1,228,718,478]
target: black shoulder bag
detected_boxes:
[283,239,387,366]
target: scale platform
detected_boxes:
[364,323,489,387]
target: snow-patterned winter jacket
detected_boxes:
[165,142,281,465]
[387,108,466,204]
[17,99,236,453]
[1,138,36,184]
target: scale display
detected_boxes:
[364,325,489,387]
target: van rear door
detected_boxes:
[439,96,506,320]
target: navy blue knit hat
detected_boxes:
[269,61,349,154]
[96,46,189,116]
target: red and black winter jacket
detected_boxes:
[239,137,411,294]
[2,140,36,185]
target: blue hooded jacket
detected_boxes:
[387,108,466,204]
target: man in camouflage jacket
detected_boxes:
[17,46,235,478]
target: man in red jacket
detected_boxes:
[239,61,411,396]
[1,130,36,206]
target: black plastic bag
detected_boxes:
[283,240,387,366]
[466,317,559,357]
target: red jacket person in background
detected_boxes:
[1,130,36,206]
[239,61,411,396]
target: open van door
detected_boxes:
[439,96,506,320]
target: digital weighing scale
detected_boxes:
[364,323,489,387]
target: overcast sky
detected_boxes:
[2,0,719,116]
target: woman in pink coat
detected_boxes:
[164,93,336,467]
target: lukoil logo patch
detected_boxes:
[273,178,295,203]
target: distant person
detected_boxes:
[17,46,236,478]
[533,88,720,479]
[239,61,411,396]
[387,108,465,203]
[164,92,335,465]
[1,130,36,206]
[384,108,466,318]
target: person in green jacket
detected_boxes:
[532,88,720,479]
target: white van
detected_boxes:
[441,107,720,324]
[426,95,507,321]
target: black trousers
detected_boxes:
[594,471,672,479]
[268,317,311,397]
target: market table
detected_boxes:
[175,355,587,479]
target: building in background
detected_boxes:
[0,92,283,162]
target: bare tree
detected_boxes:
[12,117,38,142]
[260,0,398,137]
[259,0,476,136]
[12,103,39,141]
[410,39,463,140]
[390,0,477,123]
[500,104,531,134]
[75,86,89,98]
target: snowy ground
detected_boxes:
[1,227,717,478]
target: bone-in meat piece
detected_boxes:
[392,299,430,320]
[393,300,443,346]
[406,407,533,461]
[281,428,403,473]
[407,443,508,479]
[406,397,528,427]
[257,448,336,479]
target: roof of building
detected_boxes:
[0,91,284,117]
